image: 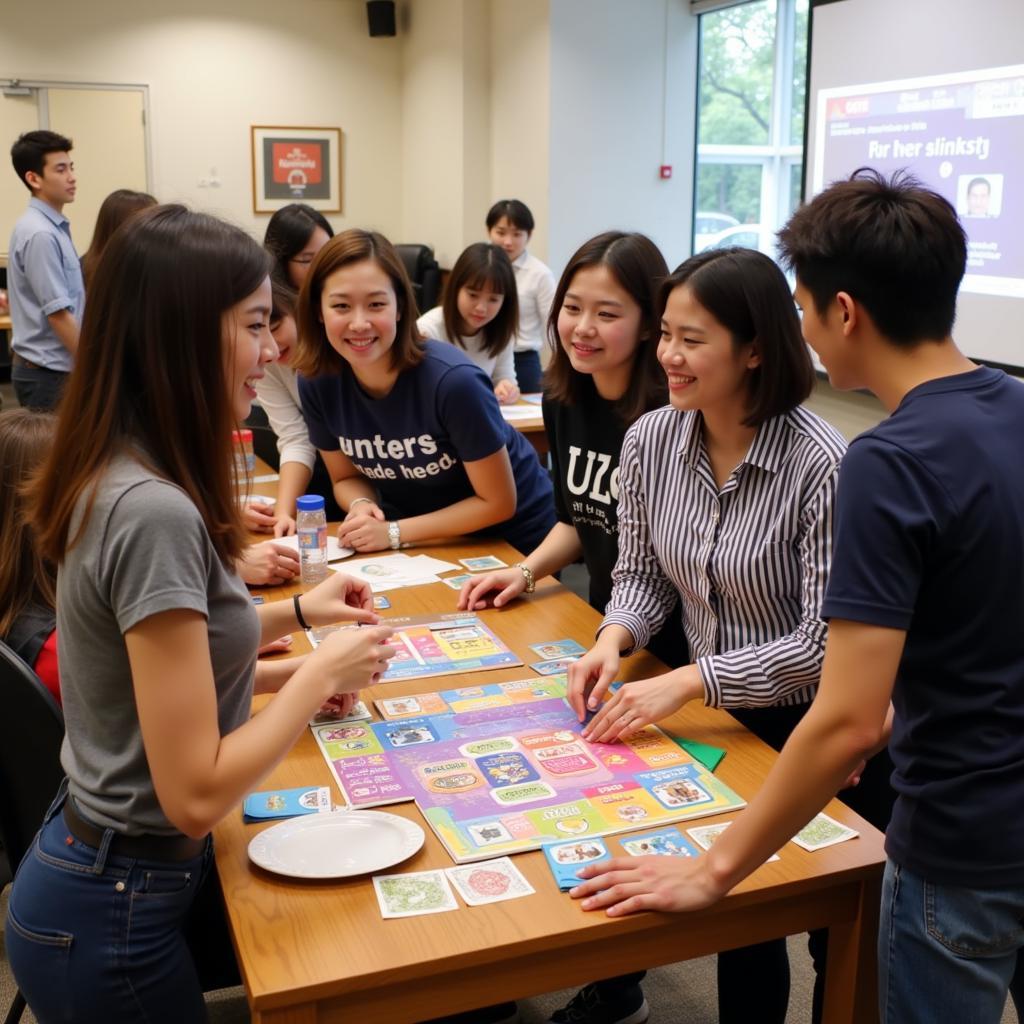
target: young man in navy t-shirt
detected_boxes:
[568,170,1024,1023]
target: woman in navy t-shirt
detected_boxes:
[293,229,554,555]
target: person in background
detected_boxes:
[264,202,334,289]
[80,188,158,286]
[0,408,59,703]
[7,130,83,411]
[459,230,684,667]
[293,228,555,556]
[486,199,555,394]
[5,204,395,1021]
[417,242,520,403]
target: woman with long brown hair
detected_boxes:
[79,187,157,286]
[5,204,395,1022]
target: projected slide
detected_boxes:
[812,65,1024,299]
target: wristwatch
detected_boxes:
[388,521,401,550]
[513,562,536,593]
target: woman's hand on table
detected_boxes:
[273,513,296,537]
[300,573,379,626]
[238,541,300,586]
[566,638,622,721]
[312,625,395,696]
[581,667,703,744]
[258,634,294,656]
[243,500,279,533]
[569,853,726,917]
[337,511,389,552]
[457,568,526,610]
[493,379,520,404]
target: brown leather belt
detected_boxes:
[12,352,47,371]
[62,800,206,863]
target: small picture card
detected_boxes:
[791,813,859,852]
[441,573,474,590]
[373,870,459,918]
[309,699,372,726]
[373,595,392,610]
[530,657,579,676]
[242,785,331,822]
[529,639,587,661]
[445,857,535,906]
[620,827,700,858]
[687,821,780,862]
[459,556,508,571]
[542,837,611,891]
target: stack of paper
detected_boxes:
[329,553,461,592]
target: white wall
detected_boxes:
[0,0,403,244]
[548,0,698,276]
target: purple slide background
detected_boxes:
[820,102,1023,282]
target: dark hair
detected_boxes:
[966,176,990,193]
[30,205,273,564]
[0,409,58,636]
[81,189,158,286]
[777,168,966,347]
[11,130,73,192]
[264,203,335,283]
[270,278,298,324]
[292,228,425,379]
[545,231,669,425]
[441,243,518,359]
[486,199,535,233]
[660,247,814,427]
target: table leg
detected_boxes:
[821,874,883,1024]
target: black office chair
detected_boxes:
[0,640,65,1024]
[395,244,441,314]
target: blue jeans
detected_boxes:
[880,860,1024,1024]
[11,363,68,411]
[5,785,215,1023]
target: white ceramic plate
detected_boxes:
[248,810,425,879]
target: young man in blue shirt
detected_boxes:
[8,130,84,411]
[570,170,1024,1023]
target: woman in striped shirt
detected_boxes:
[563,248,874,1024]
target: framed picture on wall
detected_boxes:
[251,126,342,213]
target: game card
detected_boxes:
[373,595,392,610]
[459,556,508,571]
[373,870,459,918]
[529,639,587,661]
[441,573,474,590]
[530,657,579,675]
[791,813,859,851]
[445,857,535,906]
[542,837,612,890]
[309,700,372,726]
[688,821,780,861]
[620,827,700,858]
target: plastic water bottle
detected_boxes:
[296,494,329,585]
[231,429,255,483]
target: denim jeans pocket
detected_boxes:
[924,880,1024,958]
[5,903,74,951]
[134,867,197,898]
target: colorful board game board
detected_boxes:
[311,677,745,863]
[308,614,522,683]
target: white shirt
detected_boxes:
[253,361,316,470]
[510,250,556,354]
[416,307,517,388]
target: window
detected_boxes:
[692,0,809,259]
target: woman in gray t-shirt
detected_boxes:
[6,205,396,1023]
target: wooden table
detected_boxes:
[215,533,884,1024]
[500,399,547,459]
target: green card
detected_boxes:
[672,737,726,772]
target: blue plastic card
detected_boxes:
[242,785,331,822]
[542,836,611,890]
[619,826,700,858]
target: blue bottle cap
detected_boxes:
[296,495,326,512]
